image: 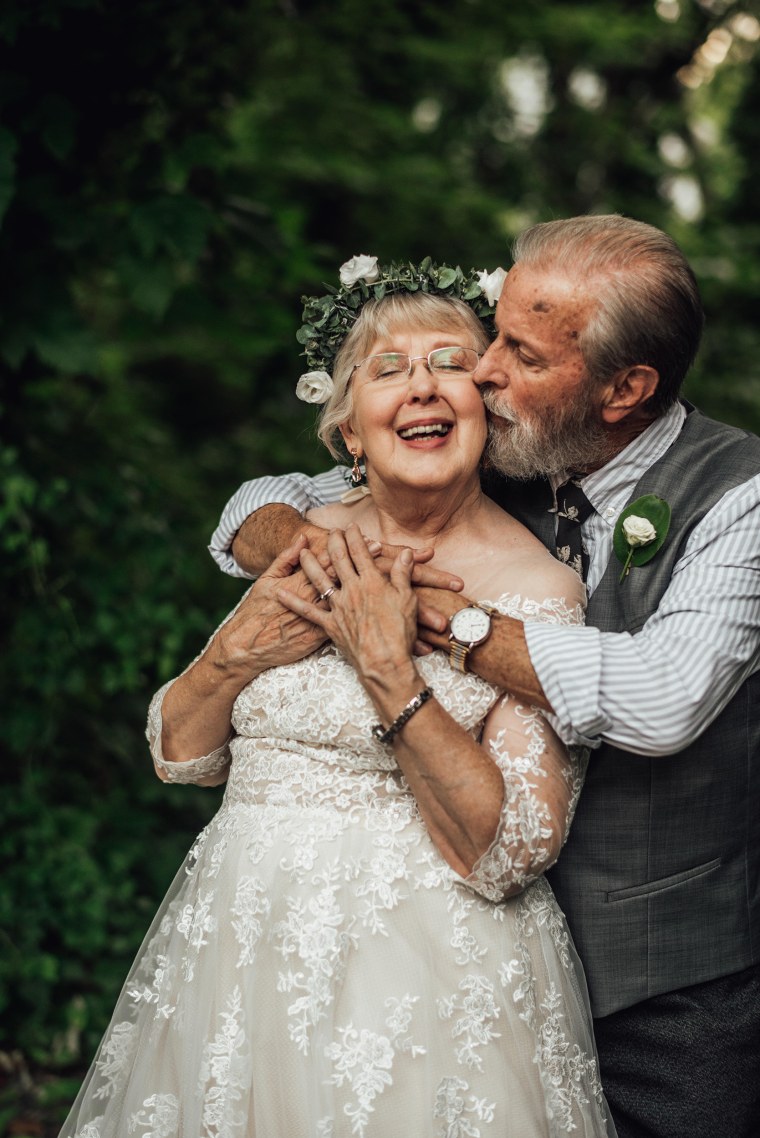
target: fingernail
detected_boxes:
[367,541,382,553]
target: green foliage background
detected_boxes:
[1,0,759,1118]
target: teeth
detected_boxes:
[398,423,452,439]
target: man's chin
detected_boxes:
[484,411,613,480]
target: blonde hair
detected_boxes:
[317,292,491,458]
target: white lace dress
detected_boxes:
[60,594,615,1138]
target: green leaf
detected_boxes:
[613,495,672,576]
[437,267,458,289]
[116,255,176,320]
[129,195,212,262]
[31,312,98,373]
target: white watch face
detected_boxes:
[450,606,491,645]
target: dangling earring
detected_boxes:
[350,449,366,486]
[341,448,370,503]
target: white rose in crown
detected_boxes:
[476,267,507,306]
[621,515,657,547]
[339,254,380,288]
[296,370,334,404]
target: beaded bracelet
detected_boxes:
[370,687,434,745]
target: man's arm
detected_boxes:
[209,467,467,590]
[416,587,552,710]
[208,468,350,578]
[232,504,322,577]
[419,476,760,757]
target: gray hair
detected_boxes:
[512,214,704,412]
[317,292,491,458]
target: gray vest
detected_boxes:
[484,405,760,1017]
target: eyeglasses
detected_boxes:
[353,346,481,383]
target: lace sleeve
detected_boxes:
[145,588,253,785]
[146,680,232,785]
[460,593,588,902]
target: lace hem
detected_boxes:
[146,680,232,784]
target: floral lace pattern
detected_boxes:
[63,593,614,1138]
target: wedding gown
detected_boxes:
[60,593,615,1138]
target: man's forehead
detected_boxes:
[498,265,596,327]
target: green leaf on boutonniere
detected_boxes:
[613,494,671,583]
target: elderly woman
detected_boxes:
[60,264,615,1137]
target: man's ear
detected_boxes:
[601,365,660,424]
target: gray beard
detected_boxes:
[482,387,615,481]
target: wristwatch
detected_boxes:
[448,602,496,673]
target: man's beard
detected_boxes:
[481,386,615,481]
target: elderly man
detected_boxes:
[208,216,760,1138]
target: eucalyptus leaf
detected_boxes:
[437,267,458,288]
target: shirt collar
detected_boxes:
[550,402,686,523]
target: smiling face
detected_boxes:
[339,323,488,498]
[474,264,615,478]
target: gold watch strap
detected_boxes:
[449,640,472,673]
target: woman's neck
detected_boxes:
[365,474,486,551]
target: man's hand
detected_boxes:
[414,585,469,655]
[371,542,465,593]
[230,502,466,592]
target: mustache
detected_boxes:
[481,387,516,422]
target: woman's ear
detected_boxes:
[600,365,659,424]
[338,420,361,457]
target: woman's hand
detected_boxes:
[215,535,330,678]
[277,524,418,688]
[159,536,328,767]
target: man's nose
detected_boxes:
[473,342,506,388]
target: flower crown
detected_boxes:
[295,255,507,404]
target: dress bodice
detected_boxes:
[230,641,499,772]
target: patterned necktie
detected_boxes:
[553,477,594,581]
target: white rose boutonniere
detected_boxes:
[476,267,507,306]
[613,494,671,583]
[622,516,657,547]
[295,370,334,404]
[339,254,380,288]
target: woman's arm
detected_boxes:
[149,538,327,782]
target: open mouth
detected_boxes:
[397,423,453,440]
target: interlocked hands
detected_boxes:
[276,525,420,680]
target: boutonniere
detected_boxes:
[613,494,671,584]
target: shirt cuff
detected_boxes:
[524,623,609,748]
[208,478,317,579]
